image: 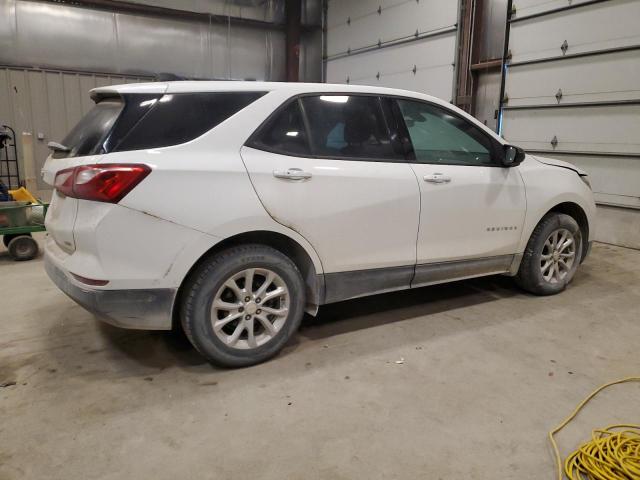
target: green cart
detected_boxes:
[0,201,48,261]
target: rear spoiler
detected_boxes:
[90,83,168,102]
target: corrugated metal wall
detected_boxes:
[118,0,286,22]
[473,70,502,130]
[325,0,460,102]
[0,0,287,81]
[115,0,321,24]
[0,0,323,193]
[0,67,151,190]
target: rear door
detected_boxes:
[241,94,421,300]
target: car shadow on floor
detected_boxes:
[94,322,205,369]
[300,274,518,340]
[83,273,521,373]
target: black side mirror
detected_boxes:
[502,145,525,167]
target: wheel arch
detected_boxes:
[172,230,324,329]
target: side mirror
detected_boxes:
[502,145,525,167]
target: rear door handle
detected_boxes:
[273,168,312,181]
[423,173,451,184]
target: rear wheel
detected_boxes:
[7,235,39,261]
[515,213,582,295]
[181,244,305,367]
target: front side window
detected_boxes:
[56,98,124,158]
[397,99,495,166]
[301,95,401,160]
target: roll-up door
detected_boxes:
[325,0,460,102]
[501,0,640,209]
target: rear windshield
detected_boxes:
[55,98,123,158]
[54,91,265,158]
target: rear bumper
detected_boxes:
[44,253,175,330]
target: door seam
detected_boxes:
[407,162,422,288]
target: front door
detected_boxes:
[241,94,421,301]
[393,98,526,275]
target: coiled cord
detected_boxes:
[549,377,640,480]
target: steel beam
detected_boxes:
[38,0,288,30]
[286,0,302,81]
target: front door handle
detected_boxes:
[273,168,312,181]
[423,173,451,184]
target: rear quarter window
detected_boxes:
[246,100,311,156]
[112,91,266,152]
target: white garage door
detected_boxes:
[325,0,459,102]
[501,0,640,209]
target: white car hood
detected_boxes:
[531,155,588,176]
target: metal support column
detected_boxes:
[286,0,302,82]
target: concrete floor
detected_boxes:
[1,236,639,480]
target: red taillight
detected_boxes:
[54,167,75,197]
[54,164,151,203]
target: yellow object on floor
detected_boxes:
[8,187,38,203]
[550,377,640,480]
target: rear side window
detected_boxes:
[248,100,311,155]
[113,92,265,152]
[55,98,123,158]
[247,94,404,161]
[301,95,401,160]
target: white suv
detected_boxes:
[42,81,596,367]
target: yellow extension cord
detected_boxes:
[549,377,640,480]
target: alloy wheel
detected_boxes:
[210,268,290,349]
[540,228,576,284]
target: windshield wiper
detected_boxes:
[47,141,70,152]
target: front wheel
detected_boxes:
[180,244,305,367]
[515,213,583,295]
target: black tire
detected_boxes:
[181,244,305,368]
[3,232,30,249]
[515,213,583,295]
[7,235,39,261]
